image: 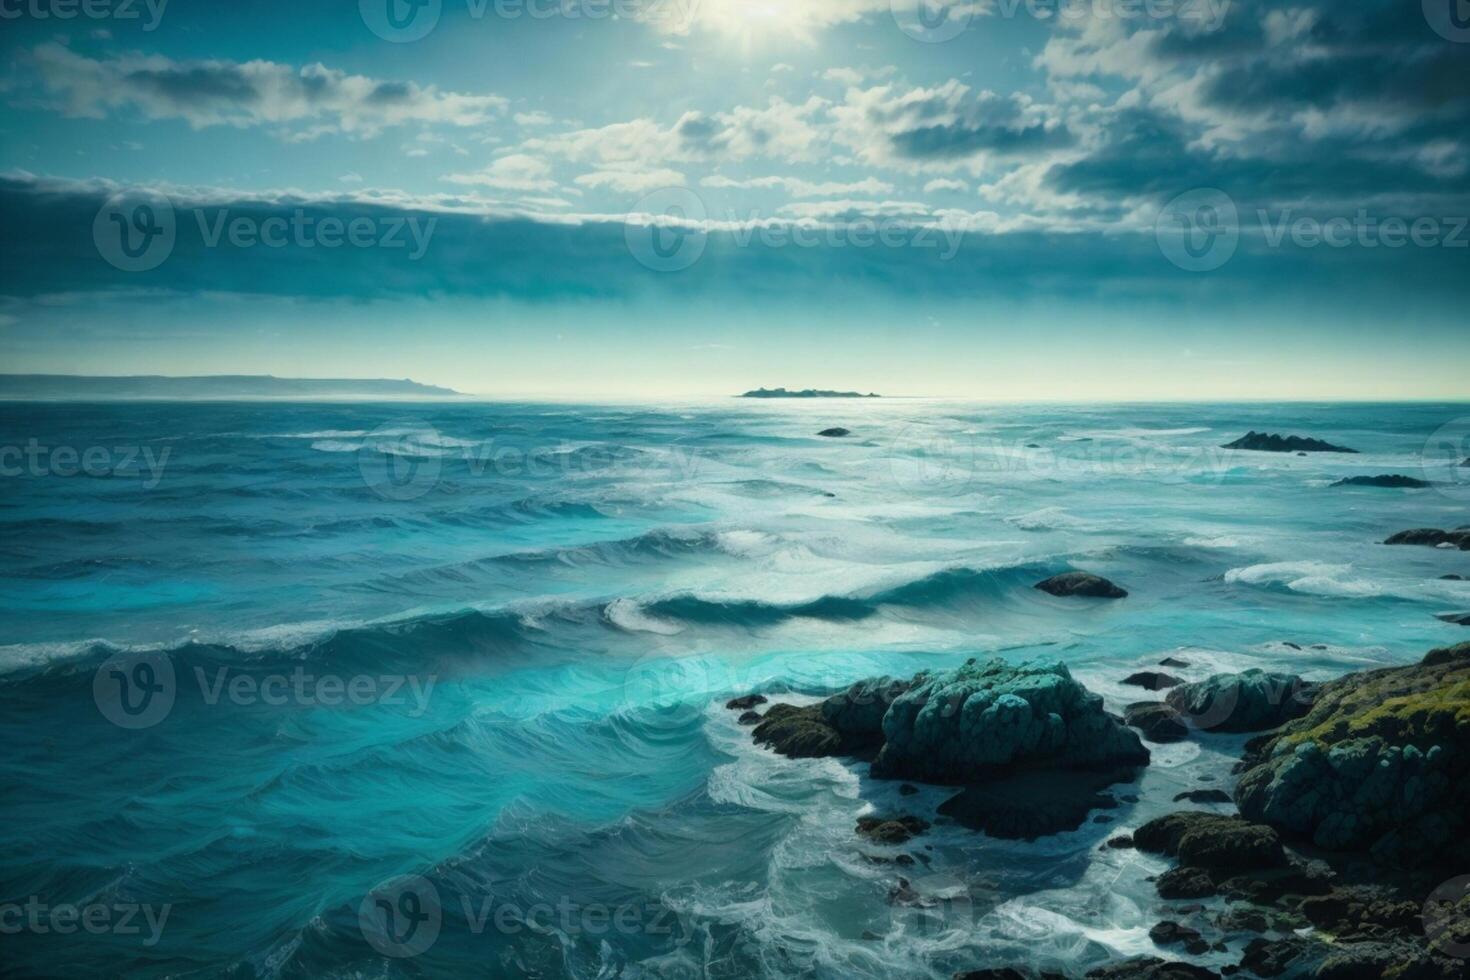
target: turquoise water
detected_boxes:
[1,401,1467,978]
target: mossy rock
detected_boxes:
[1235,643,1470,865]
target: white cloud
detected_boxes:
[923,178,969,193]
[28,44,507,139]
[574,168,687,194]
[514,111,554,126]
[701,175,895,197]
[443,154,557,192]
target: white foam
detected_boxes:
[602,598,685,635]
[1225,561,1382,598]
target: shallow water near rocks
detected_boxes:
[1,400,1466,977]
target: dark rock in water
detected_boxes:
[1235,641,1470,866]
[858,815,929,846]
[1134,813,1286,871]
[872,659,1150,784]
[936,766,1138,841]
[1105,834,1135,849]
[726,694,767,710]
[1240,937,1314,978]
[1384,527,1470,550]
[887,876,922,906]
[1331,474,1432,488]
[1025,443,1042,449]
[1156,866,1218,899]
[1222,431,1357,454]
[1173,789,1232,805]
[737,710,762,725]
[751,704,840,758]
[1149,921,1209,956]
[1124,671,1183,691]
[1034,571,1128,599]
[1093,814,1113,824]
[1281,642,1301,651]
[1084,958,1220,979]
[899,783,919,796]
[1159,657,1191,668]
[1164,670,1317,733]
[1441,574,1465,581]
[752,676,914,759]
[817,427,851,438]
[1437,611,1470,626]
[1124,702,1189,743]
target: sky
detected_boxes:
[0,0,1467,399]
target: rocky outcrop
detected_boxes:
[871,659,1149,783]
[936,766,1135,840]
[1385,527,1470,550]
[1163,670,1317,734]
[1033,572,1129,599]
[1134,812,1287,871]
[1221,431,1357,453]
[752,676,914,759]
[1331,474,1432,488]
[1234,642,1470,866]
[726,694,767,710]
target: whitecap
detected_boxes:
[603,598,685,635]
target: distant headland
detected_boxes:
[740,387,881,399]
[0,374,462,400]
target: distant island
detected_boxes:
[740,387,881,399]
[0,375,462,400]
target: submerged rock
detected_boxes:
[1164,670,1316,734]
[936,767,1135,841]
[1124,702,1189,743]
[1234,641,1470,866]
[726,694,767,710]
[1034,572,1129,599]
[1124,671,1183,691]
[856,814,929,845]
[1134,812,1287,871]
[1221,431,1357,453]
[1384,527,1470,550]
[1331,474,1432,488]
[817,427,851,438]
[872,658,1149,784]
[1173,789,1232,805]
[1084,959,1220,980]
[737,710,762,725]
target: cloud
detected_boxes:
[574,168,687,194]
[514,111,554,126]
[443,154,557,192]
[833,81,1075,171]
[701,175,896,197]
[25,44,507,139]
[923,178,969,193]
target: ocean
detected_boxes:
[1,400,1467,978]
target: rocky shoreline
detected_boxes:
[733,642,1470,979]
